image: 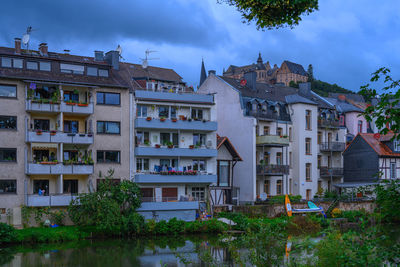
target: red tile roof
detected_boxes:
[347,133,400,157]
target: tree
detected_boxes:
[307,64,314,81]
[219,0,319,30]
[359,67,400,138]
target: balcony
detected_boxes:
[135,90,214,104]
[137,201,199,211]
[246,110,291,122]
[26,100,61,113]
[319,142,345,152]
[26,130,93,144]
[320,167,343,177]
[256,135,290,146]
[135,173,217,184]
[135,117,217,132]
[26,163,93,175]
[135,147,217,157]
[318,118,341,128]
[257,164,289,175]
[27,194,78,207]
[61,102,93,114]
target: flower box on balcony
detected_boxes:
[67,133,76,136]
[36,130,42,135]
[155,144,161,148]
[66,101,76,106]
[146,117,152,121]
[160,117,166,122]
[79,134,86,137]
[171,118,177,122]
[50,130,57,136]
[179,115,187,121]
[88,133,93,137]
[78,103,88,107]
[189,145,194,149]
[167,145,174,149]
[40,161,58,165]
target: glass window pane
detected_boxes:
[96,92,104,104]
[160,133,170,145]
[106,122,120,134]
[27,61,38,70]
[171,107,177,118]
[60,63,84,74]
[197,110,203,119]
[0,116,17,129]
[0,85,17,98]
[172,133,179,146]
[98,69,108,77]
[0,180,16,194]
[13,59,23,68]
[0,149,17,162]
[219,161,229,186]
[159,106,169,118]
[87,67,98,76]
[97,151,104,162]
[105,151,120,163]
[39,62,51,71]
[105,93,120,105]
[144,159,149,170]
[97,121,105,133]
[1,57,11,67]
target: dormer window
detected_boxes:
[394,140,400,152]
[60,63,84,74]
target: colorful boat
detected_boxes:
[285,195,325,216]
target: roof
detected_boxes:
[345,133,400,157]
[217,135,242,161]
[128,62,183,84]
[285,94,318,105]
[324,97,364,113]
[334,182,378,188]
[282,60,307,76]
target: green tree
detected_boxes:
[307,64,314,81]
[220,0,319,30]
[359,67,400,137]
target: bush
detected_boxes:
[50,210,66,226]
[0,223,17,243]
[167,218,185,234]
[16,226,89,243]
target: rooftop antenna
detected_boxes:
[116,44,124,60]
[22,26,36,52]
[140,49,159,69]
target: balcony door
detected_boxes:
[162,187,177,202]
[34,180,49,196]
[140,188,154,202]
[64,120,79,133]
[34,119,50,131]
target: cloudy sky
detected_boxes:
[0,0,399,91]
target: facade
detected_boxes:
[223,54,308,86]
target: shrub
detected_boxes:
[122,213,145,235]
[50,210,66,225]
[154,220,169,235]
[331,208,342,218]
[0,223,17,244]
[167,218,185,234]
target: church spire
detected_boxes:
[199,58,207,87]
[257,52,263,65]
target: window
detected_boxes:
[162,187,178,201]
[136,158,149,172]
[27,61,38,70]
[98,69,109,77]
[318,132,322,144]
[140,188,153,201]
[1,57,22,68]
[0,180,16,194]
[358,120,363,133]
[327,155,331,168]
[34,119,50,131]
[264,180,270,195]
[264,152,270,165]
[39,62,51,71]
[193,159,206,171]
[87,67,98,76]
[136,131,149,145]
[160,132,179,146]
[0,84,17,98]
[63,150,78,161]
[60,63,84,74]
[289,152,292,168]
[96,92,120,105]
[305,110,311,130]
[218,161,230,186]
[191,187,205,201]
[305,138,312,155]
[276,152,282,165]
[1,57,11,67]
[339,115,345,126]
[137,105,148,118]
[97,150,120,163]
[33,150,49,162]
[160,159,178,170]
[306,163,311,181]
[193,133,206,146]
[277,127,283,136]
[0,116,16,129]
[63,91,79,102]
[34,180,49,196]
[306,189,312,200]
[263,126,270,135]
[390,162,396,179]
[97,121,120,134]
[13,59,23,68]
[171,106,177,119]
[318,180,322,191]
[394,141,400,152]
[289,127,292,141]
[0,148,16,162]
[158,106,169,118]
[276,180,282,195]
[63,180,78,194]
[191,109,203,120]
[63,120,79,133]
[318,155,321,169]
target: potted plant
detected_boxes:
[160,117,166,122]
[144,140,150,146]
[188,118,192,122]
[171,117,177,122]
[202,119,207,123]
[66,100,75,106]
[189,145,194,149]
[88,132,93,137]
[36,129,42,135]
[73,89,79,95]
[78,102,88,107]
[50,130,57,136]
[180,115,187,121]
[146,117,152,121]
[166,141,174,149]
[193,117,199,121]
[155,144,161,148]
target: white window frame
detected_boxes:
[191,187,205,201]
[136,158,149,172]
[390,162,396,179]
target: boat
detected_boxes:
[285,195,326,217]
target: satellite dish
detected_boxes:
[140,49,159,69]
[116,44,122,55]
[142,59,148,69]
[22,34,30,46]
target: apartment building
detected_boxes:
[0,39,130,225]
[132,76,218,221]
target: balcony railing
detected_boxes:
[319,167,343,177]
[246,110,291,122]
[26,130,93,144]
[135,117,217,132]
[319,142,345,152]
[256,135,290,146]
[135,147,217,157]
[27,194,78,207]
[26,163,94,175]
[26,100,61,113]
[135,90,214,104]
[318,118,341,128]
[60,102,94,114]
[135,173,217,184]
[257,164,289,175]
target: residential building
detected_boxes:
[132,74,218,221]
[0,40,131,226]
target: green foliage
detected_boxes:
[311,80,353,97]
[16,226,90,243]
[220,0,319,30]
[323,190,338,199]
[50,210,66,225]
[68,169,142,233]
[307,63,314,81]
[0,223,17,244]
[340,210,367,223]
[374,180,400,222]
[359,67,400,136]
[269,194,302,204]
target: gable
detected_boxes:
[343,135,376,156]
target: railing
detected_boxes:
[60,102,94,114]
[141,196,199,202]
[27,194,78,207]
[26,162,94,175]
[246,110,291,121]
[135,90,214,104]
[26,130,93,144]
[256,135,290,146]
[26,100,61,112]
[319,167,343,177]
[319,142,345,152]
[318,118,341,128]
[257,164,289,175]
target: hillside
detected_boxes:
[289,80,353,97]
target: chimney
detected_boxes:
[244,71,257,91]
[14,38,21,54]
[94,51,104,61]
[39,43,48,56]
[299,82,311,96]
[208,70,216,76]
[105,50,119,70]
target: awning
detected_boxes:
[334,182,378,188]
[31,143,58,149]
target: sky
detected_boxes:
[0,0,399,91]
